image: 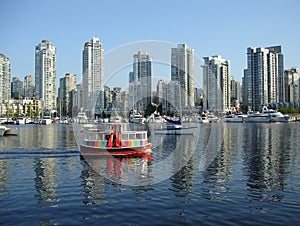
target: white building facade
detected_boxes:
[24,75,35,99]
[244,46,284,111]
[0,53,11,104]
[129,50,152,113]
[203,55,230,114]
[156,79,180,115]
[82,37,104,117]
[171,44,195,110]
[284,68,300,104]
[35,40,57,112]
[59,73,76,117]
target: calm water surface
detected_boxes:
[0,123,300,225]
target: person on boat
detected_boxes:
[114,131,121,148]
[107,128,114,148]
[107,126,121,148]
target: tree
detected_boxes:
[13,93,22,100]
[14,105,20,117]
[26,104,32,117]
[145,104,156,116]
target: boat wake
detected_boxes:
[0,148,80,159]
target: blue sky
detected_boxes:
[1,0,300,88]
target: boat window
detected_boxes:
[121,134,128,140]
[136,133,142,140]
[129,133,135,140]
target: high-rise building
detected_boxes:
[229,76,242,111]
[82,37,104,117]
[284,68,299,104]
[244,46,284,111]
[35,40,57,112]
[58,73,76,117]
[24,75,34,99]
[202,55,230,113]
[128,50,152,112]
[171,44,195,110]
[0,53,11,103]
[11,77,24,98]
[267,46,284,103]
[71,83,83,117]
[156,80,180,115]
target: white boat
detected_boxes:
[147,111,165,123]
[244,110,270,123]
[16,117,25,125]
[25,117,33,124]
[222,113,246,123]
[34,117,41,124]
[42,116,52,125]
[75,112,88,124]
[154,123,197,135]
[261,106,291,122]
[109,115,122,123]
[270,112,291,122]
[198,113,209,123]
[154,117,197,135]
[129,111,145,123]
[0,117,7,124]
[0,125,11,136]
[207,113,219,123]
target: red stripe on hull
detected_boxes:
[80,143,152,157]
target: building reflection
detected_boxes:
[34,158,59,208]
[14,124,58,149]
[80,153,152,196]
[55,124,77,148]
[170,135,198,192]
[200,123,233,201]
[242,124,292,204]
[0,160,10,201]
[80,160,107,205]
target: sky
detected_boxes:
[1,0,300,89]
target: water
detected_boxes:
[0,123,300,225]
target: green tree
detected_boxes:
[35,107,40,117]
[13,93,22,100]
[14,105,20,117]
[26,104,32,117]
[145,104,156,116]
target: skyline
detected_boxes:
[1,0,300,86]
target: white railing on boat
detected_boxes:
[83,129,148,148]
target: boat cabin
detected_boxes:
[82,123,149,148]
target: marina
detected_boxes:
[0,123,299,225]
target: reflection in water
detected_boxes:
[0,160,10,201]
[1,123,300,225]
[150,128,199,185]
[170,135,198,193]
[0,124,77,151]
[82,154,152,187]
[34,158,59,208]
[80,160,107,205]
[241,124,293,205]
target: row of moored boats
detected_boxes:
[199,106,292,123]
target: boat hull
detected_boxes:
[80,143,152,157]
[270,116,291,122]
[244,117,270,123]
[0,126,11,136]
[154,126,197,135]
[222,117,244,123]
[0,127,5,136]
[129,118,145,123]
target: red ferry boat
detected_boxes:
[80,123,152,157]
